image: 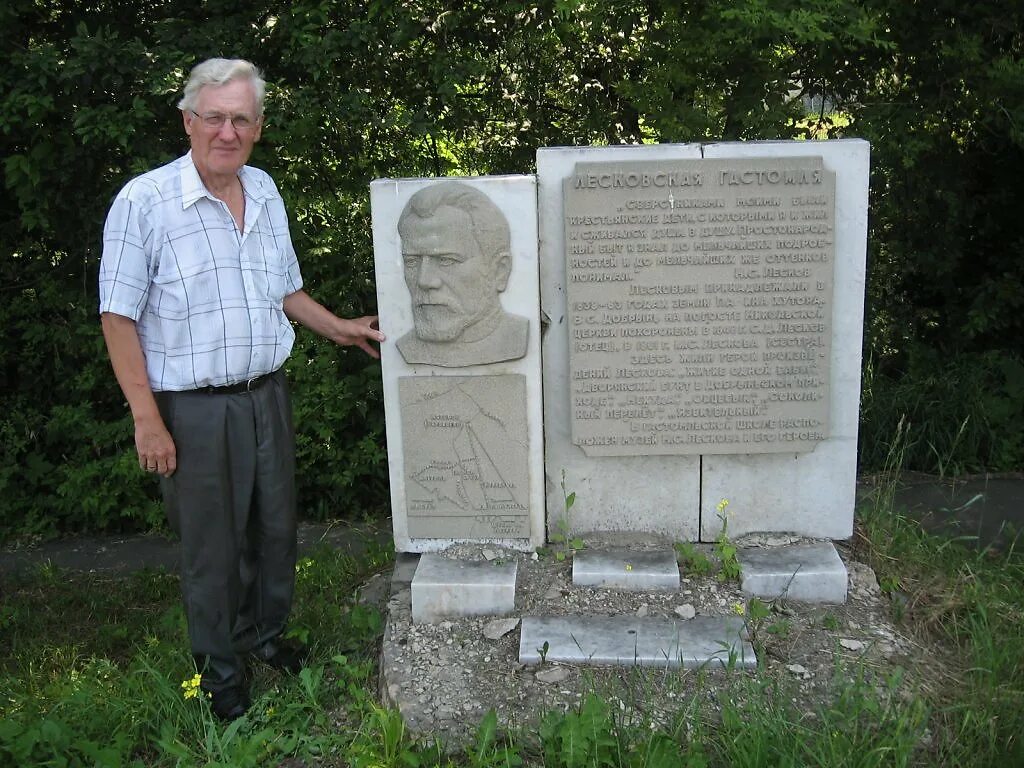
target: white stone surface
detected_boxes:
[411,553,518,624]
[738,541,848,603]
[537,145,704,541]
[371,176,545,552]
[519,614,755,669]
[572,547,680,590]
[700,140,868,540]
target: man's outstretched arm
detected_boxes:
[282,290,385,358]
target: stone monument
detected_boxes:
[538,140,869,542]
[371,177,545,552]
[374,143,868,735]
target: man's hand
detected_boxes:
[283,291,386,357]
[135,413,177,477]
[332,315,383,359]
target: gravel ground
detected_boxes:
[376,535,926,747]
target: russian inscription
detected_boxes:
[565,157,835,456]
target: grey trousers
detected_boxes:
[157,369,297,692]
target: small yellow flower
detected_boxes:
[266,707,276,718]
[625,562,633,571]
[716,498,730,515]
[181,673,203,700]
[732,602,746,616]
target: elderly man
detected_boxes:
[396,181,529,367]
[99,58,384,721]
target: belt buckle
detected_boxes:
[245,376,258,391]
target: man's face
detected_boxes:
[401,206,503,343]
[182,79,262,182]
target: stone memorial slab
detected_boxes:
[538,141,868,541]
[572,547,680,590]
[372,176,545,552]
[698,140,868,540]
[519,615,755,669]
[738,542,848,603]
[411,553,518,624]
[564,157,835,456]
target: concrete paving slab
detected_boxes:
[572,548,680,590]
[411,553,517,624]
[519,615,755,669]
[738,542,847,603]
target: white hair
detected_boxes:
[177,58,266,115]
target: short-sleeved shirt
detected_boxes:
[99,152,303,391]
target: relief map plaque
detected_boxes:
[565,157,835,456]
[400,374,530,538]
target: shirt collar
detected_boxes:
[178,151,273,209]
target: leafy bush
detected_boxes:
[3,0,1023,540]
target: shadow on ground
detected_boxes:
[856,471,1024,551]
[3,472,1022,575]
[0,518,392,575]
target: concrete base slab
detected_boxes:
[738,542,848,603]
[519,615,755,669]
[572,548,680,590]
[411,553,518,623]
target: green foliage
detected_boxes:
[548,470,585,561]
[0,546,396,768]
[712,673,927,767]
[466,709,523,768]
[5,522,1024,766]
[539,694,620,768]
[857,1,1024,355]
[713,500,741,583]
[860,348,1024,474]
[856,502,1024,764]
[3,0,1024,540]
[674,541,712,576]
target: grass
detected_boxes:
[854,503,1024,764]
[3,504,1024,766]
[859,348,1024,475]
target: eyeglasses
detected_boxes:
[189,110,259,132]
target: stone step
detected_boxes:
[738,542,847,603]
[519,615,756,669]
[572,547,680,590]
[411,553,517,624]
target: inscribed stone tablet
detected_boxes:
[564,157,835,456]
[399,375,530,538]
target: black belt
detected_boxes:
[195,372,274,395]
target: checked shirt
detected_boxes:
[99,152,303,391]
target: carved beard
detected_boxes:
[411,303,467,342]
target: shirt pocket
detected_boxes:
[245,244,291,306]
[150,236,227,320]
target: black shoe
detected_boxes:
[259,643,308,674]
[210,685,250,721]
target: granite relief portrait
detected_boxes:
[396,181,529,367]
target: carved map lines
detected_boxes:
[399,375,530,538]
